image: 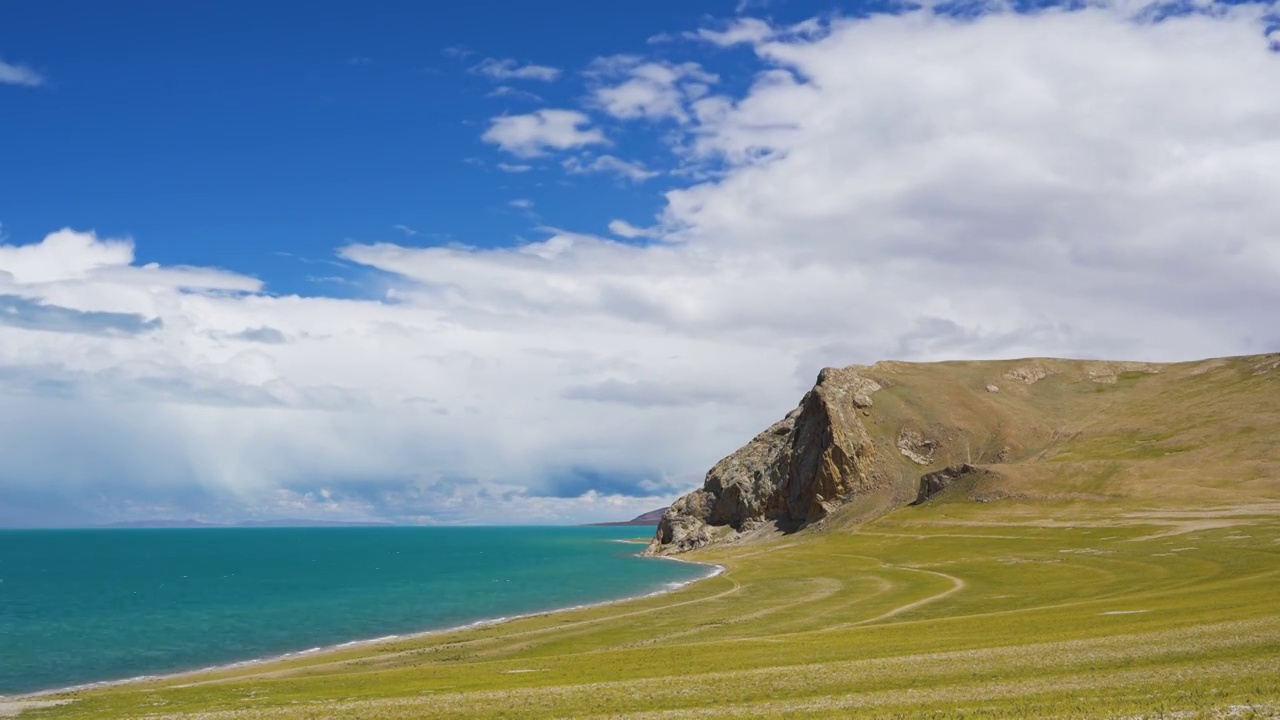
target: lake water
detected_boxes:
[0,526,706,694]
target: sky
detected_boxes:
[1,0,1279,527]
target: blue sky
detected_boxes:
[3,0,837,295]
[1,0,1278,526]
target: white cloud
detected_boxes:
[0,229,258,291]
[0,59,45,87]
[509,198,535,210]
[393,224,419,236]
[691,18,775,46]
[7,1,1280,526]
[608,220,656,239]
[563,155,660,182]
[587,57,719,123]
[0,228,802,525]
[471,57,562,82]
[482,109,607,157]
[487,85,544,102]
[0,229,134,283]
[442,45,476,60]
[691,16,825,47]
[497,162,534,173]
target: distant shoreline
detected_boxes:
[3,520,659,530]
[585,507,668,527]
[5,546,722,703]
[584,520,661,527]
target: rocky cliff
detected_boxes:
[646,366,891,555]
[646,353,1280,555]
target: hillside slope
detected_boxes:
[649,353,1280,554]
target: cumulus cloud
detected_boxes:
[471,57,562,82]
[0,229,134,283]
[0,229,779,526]
[691,18,776,46]
[0,59,45,87]
[482,109,608,157]
[608,220,657,239]
[7,0,1280,526]
[691,16,827,47]
[0,229,259,291]
[587,56,718,123]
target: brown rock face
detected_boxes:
[647,367,879,555]
[913,463,984,505]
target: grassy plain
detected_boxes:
[14,355,1280,719]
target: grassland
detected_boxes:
[12,355,1280,719]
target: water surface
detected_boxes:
[0,526,703,694]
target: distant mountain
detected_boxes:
[97,519,393,529]
[100,519,217,529]
[589,508,668,527]
[233,519,394,528]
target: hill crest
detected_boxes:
[646,353,1280,554]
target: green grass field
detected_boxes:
[17,499,1279,719]
[12,355,1280,718]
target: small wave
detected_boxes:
[336,635,399,648]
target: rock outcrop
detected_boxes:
[1004,365,1056,384]
[646,353,1280,555]
[896,428,937,465]
[1253,354,1280,375]
[647,367,881,555]
[912,463,988,505]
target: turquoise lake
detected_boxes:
[0,526,706,694]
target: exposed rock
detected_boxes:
[652,492,715,553]
[846,374,883,408]
[913,464,989,504]
[1253,354,1280,376]
[986,384,1000,393]
[1085,361,1159,384]
[647,366,879,555]
[897,428,936,465]
[1004,365,1056,384]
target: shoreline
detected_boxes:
[4,548,723,704]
